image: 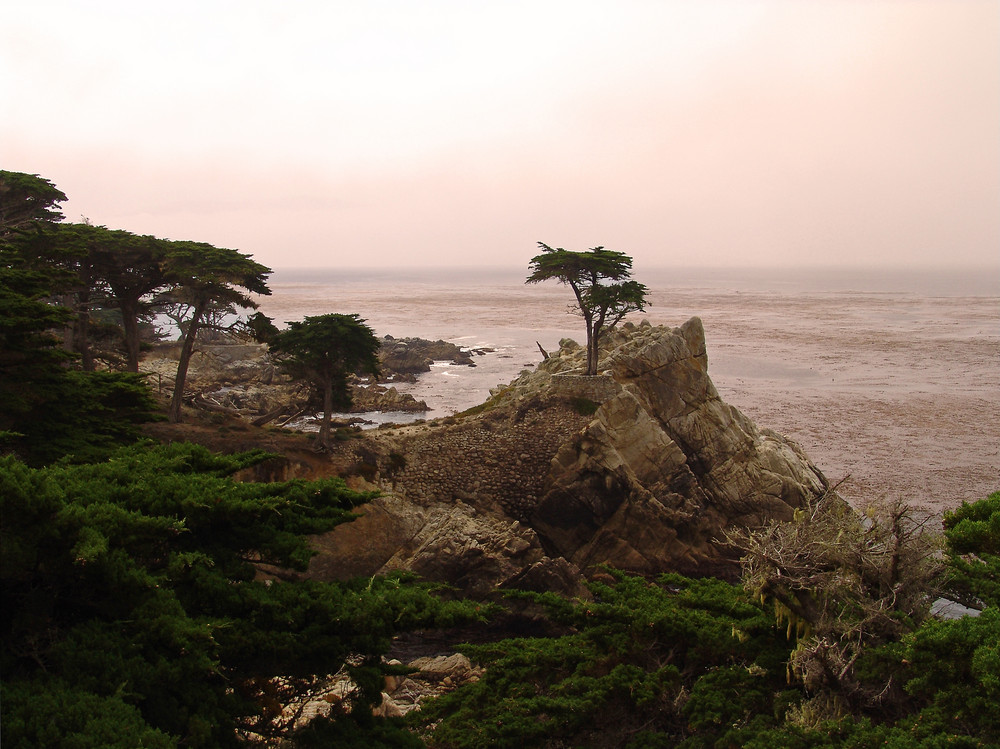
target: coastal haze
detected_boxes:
[256,266,1000,515]
[2,2,998,272]
[2,3,997,509]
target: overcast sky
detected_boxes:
[2,1,997,271]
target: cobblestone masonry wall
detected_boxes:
[383,400,592,518]
[549,374,621,402]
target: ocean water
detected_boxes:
[252,264,1000,510]
[253,264,999,414]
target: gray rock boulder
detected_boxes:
[306,493,587,598]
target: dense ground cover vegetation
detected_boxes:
[413,494,1000,747]
[0,442,483,747]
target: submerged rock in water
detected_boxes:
[379,335,479,374]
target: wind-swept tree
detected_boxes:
[268,314,381,448]
[526,242,648,376]
[0,170,67,233]
[161,241,271,422]
[88,228,169,372]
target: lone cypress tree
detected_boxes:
[526,242,648,375]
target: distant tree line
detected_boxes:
[1,169,390,457]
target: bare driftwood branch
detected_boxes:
[193,393,241,415]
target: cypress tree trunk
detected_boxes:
[120,297,142,373]
[586,321,600,376]
[75,290,94,371]
[319,378,333,447]
[168,302,206,423]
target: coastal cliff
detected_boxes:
[306,318,833,594]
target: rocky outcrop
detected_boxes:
[140,338,445,423]
[349,382,429,414]
[379,335,490,375]
[306,493,590,599]
[304,317,833,592]
[526,318,829,575]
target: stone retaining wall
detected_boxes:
[549,374,621,403]
[384,401,590,518]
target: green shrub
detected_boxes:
[570,396,599,416]
[0,442,483,747]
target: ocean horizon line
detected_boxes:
[265,263,1000,297]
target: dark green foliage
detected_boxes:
[0,265,74,423]
[1,678,176,748]
[293,712,425,749]
[1,257,160,465]
[241,310,281,343]
[893,607,1000,742]
[0,170,67,231]
[526,242,648,376]
[416,571,795,748]
[1,442,482,747]
[570,395,599,416]
[6,370,161,466]
[269,313,381,446]
[944,491,1000,609]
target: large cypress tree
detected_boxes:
[0,442,481,746]
[160,240,272,423]
[526,242,648,376]
[268,313,381,447]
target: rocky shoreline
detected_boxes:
[141,334,493,428]
[141,318,843,725]
[164,319,831,595]
[144,319,840,597]
[302,318,831,594]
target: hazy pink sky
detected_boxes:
[2,1,998,271]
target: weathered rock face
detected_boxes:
[306,493,590,599]
[528,318,830,576]
[303,317,833,592]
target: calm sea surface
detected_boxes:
[252,265,999,509]
[253,265,999,415]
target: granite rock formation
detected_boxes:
[304,318,833,594]
[379,335,488,376]
[140,337,464,423]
